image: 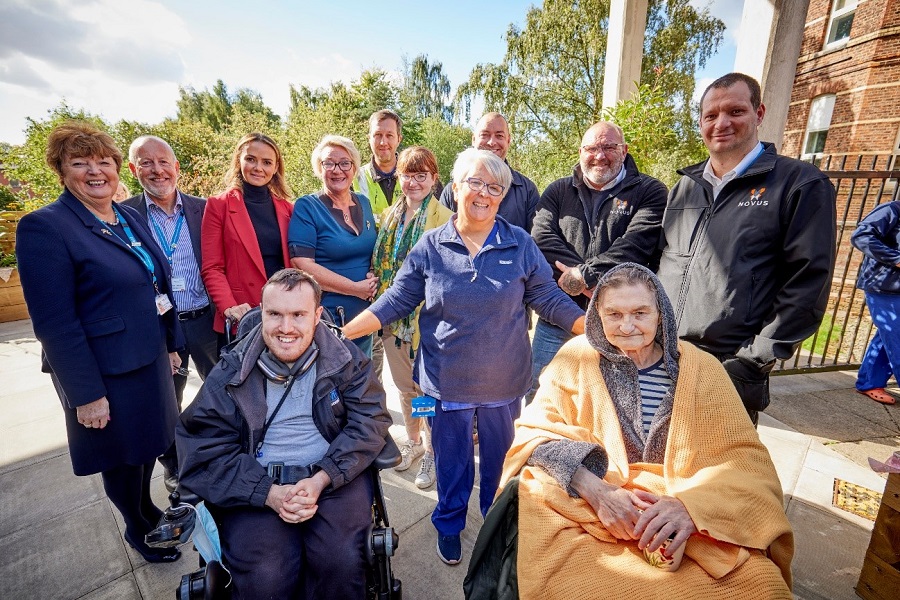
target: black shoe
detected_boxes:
[163,468,179,493]
[124,531,182,563]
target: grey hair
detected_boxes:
[310,135,362,179]
[128,135,176,164]
[450,148,512,192]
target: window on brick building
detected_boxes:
[825,0,858,47]
[802,95,836,161]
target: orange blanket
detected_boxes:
[500,339,794,599]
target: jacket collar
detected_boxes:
[680,141,777,182]
[436,215,519,251]
[223,320,354,387]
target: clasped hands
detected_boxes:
[571,466,697,556]
[265,471,332,524]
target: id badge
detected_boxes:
[155,294,173,315]
[411,395,436,418]
[171,277,186,292]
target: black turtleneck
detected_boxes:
[242,183,283,277]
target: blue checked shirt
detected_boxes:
[144,193,209,312]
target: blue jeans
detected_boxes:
[430,398,520,536]
[857,291,900,390]
[527,318,573,403]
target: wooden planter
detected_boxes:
[0,268,29,323]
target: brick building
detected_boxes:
[781,0,900,160]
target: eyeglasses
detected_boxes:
[581,143,624,155]
[463,177,505,197]
[399,172,430,182]
[321,160,353,172]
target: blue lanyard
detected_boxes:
[102,206,158,289]
[149,208,185,265]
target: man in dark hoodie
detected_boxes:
[529,120,668,401]
[657,73,836,423]
[176,269,390,599]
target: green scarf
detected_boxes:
[372,194,431,343]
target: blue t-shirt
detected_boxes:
[288,192,377,322]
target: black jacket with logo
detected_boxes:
[175,321,390,508]
[532,154,668,309]
[657,143,836,374]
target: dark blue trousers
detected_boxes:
[857,291,900,391]
[430,398,520,536]
[211,473,372,600]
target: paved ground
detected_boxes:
[1,318,898,600]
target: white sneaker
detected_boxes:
[395,438,425,472]
[415,452,435,489]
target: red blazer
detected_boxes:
[201,188,293,332]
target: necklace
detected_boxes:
[103,217,120,226]
[343,212,351,224]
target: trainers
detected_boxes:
[415,452,435,489]
[394,438,425,472]
[437,534,461,565]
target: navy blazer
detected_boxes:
[16,190,184,407]
[121,190,206,267]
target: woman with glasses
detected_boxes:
[201,132,294,346]
[371,146,453,488]
[342,148,585,566]
[289,135,377,354]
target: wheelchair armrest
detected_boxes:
[373,435,401,470]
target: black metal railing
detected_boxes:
[775,153,900,373]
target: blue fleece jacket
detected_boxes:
[369,216,584,402]
[852,201,900,294]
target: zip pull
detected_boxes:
[471,270,477,282]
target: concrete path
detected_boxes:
[1,318,897,599]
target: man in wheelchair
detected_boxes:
[176,268,391,599]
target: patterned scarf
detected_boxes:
[372,194,431,342]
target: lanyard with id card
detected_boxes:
[149,209,186,294]
[101,206,172,315]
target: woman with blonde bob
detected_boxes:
[201,132,294,341]
[288,134,377,354]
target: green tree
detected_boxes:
[177,79,281,133]
[457,0,723,187]
[401,54,453,123]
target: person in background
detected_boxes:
[439,112,540,232]
[201,132,293,346]
[371,146,453,488]
[851,199,900,405]
[342,148,585,566]
[356,109,404,218]
[17,121,183,563]
[289,135,377,355]
[113,181,131,201]
[123,135,219,492]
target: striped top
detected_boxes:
[637,358,672,435]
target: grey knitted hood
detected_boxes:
[584,262,681,463]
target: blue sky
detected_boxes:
[0,0,744,145]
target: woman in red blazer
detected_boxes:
[201,132,294,337]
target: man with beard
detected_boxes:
[529,121,667,400]
[123,135,218,491]
[176,269,390,598]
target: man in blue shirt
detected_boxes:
[124,135,218,490]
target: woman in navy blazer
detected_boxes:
[16,122,184,563]
[201,132,293,339]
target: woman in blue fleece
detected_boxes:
[343,148,585,565]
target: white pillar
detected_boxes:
[602,0,649,109]
[733,0,810,150]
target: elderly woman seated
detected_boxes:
[465,263,793,600]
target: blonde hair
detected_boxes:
[223,132,292,200]
[310,135,362,179]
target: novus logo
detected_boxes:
[612,198,632,215]
[738,187,768,207]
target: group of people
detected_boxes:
[15,71,858,599]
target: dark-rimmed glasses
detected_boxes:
[322,160,353,172]
[399,172,430,182]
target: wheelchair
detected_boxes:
[150,306,403,599]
